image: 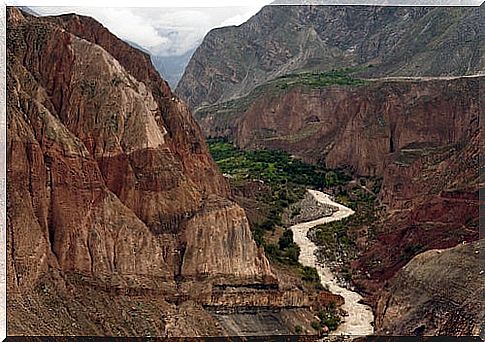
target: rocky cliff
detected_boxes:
[375,240,483,336]
[194,75,479,176]
[6,8,332,336]
[177,5,482,110]
[195,73,480,334]
[177,4,481,335]
[350,118,479,301]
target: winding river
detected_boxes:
[290,189,374,336]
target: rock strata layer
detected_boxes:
[6,8,328,336]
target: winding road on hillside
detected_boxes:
[290,190,374,336]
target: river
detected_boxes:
[290,189,374,336]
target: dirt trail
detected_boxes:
[290,189,374,336]
[364,73,483,82]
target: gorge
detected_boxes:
[6,7,341,336]
[5,3,482,338]
[177,3,482,336]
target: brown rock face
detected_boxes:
[374,240,483,336]
[6,8,311,335]
[351,124,479,300]
[196,77,479,176]
[192,73,480,334]
[181,196,273,282]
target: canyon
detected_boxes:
[6,3,482,337]
[178,4,481,336]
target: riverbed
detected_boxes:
[290,189,374,336]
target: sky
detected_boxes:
[27,4,271,57]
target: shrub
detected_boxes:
[301,266,320,283]
[285,244,300,264]
[278,229,294,250]
[311,321,321,331]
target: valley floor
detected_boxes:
[291,190,374,336]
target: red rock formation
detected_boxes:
[351,126,479,301]
[194,74,480,333]
[7,8,321,335]
[197,77,479,176]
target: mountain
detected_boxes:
[126,40,193,88]
[6,7,335,336]
[176,5,482,110]
[375,240,483,336]
[151,48,197,88]
[176,3,481,335]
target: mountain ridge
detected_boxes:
[176,5,482,110]
[6,7,331,335]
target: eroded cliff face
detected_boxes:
[350,122,479,302]
[196,77,479,176]
[6,8,327,335]
[374,240,483,336]
[191,73,480,334]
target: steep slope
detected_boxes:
[375,240,483,336]
[176,4,481,335]
[5,8,335,336]
[195,73,479,176]
[177,5,482,110]
[351,118,480,288]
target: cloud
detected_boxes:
[32,5,269,56]
[216,7,263,27]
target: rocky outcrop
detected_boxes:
[181,196,274,283]
[351,122,479,296]
[206,288,343,311]
[177,5,481,110]
[286,192,336,225]
[375,240,483,336]
[7,8,331,336]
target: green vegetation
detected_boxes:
[294,325,303,334]
[317,302,341,331]
[264,229,300,265]
[208,138,350,237]
[311,320,321,331]
[208,138,350,238]
[207,138,350,288]
[196,67,368,119]
[274,67,367,90]
[310,303,341,333]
